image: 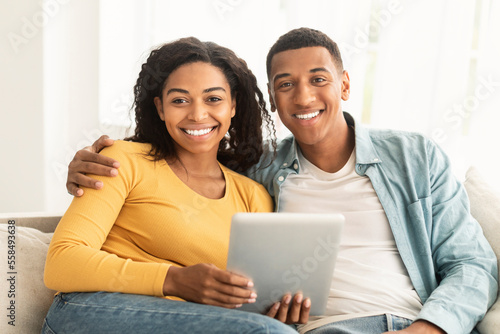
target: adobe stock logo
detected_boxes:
[253,233,338,310]
[339,0,403,57]
[7,0,72,54]
[212,0,242,20]
[281,234,337,291]
[432,75,500,144]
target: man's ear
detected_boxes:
[267,83,276,112]
[341,70,351,101]
[154,97,164,120]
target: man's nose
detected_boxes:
[293,83,316,106]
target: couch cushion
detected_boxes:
[0,223,56,334]
[464,166,500,334]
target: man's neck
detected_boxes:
[298,124,355,173]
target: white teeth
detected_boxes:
[295,111,320,120]
[184,128,213,136]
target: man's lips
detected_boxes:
[294,110,323,120]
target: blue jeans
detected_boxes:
[304,314,413,333]
[41,292,297,334]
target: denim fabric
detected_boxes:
[305,314,412,334]
[41,292,297,334]
[245,112,498,334]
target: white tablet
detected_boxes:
[226,212,344,315]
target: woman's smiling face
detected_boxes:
[154,61,235,158]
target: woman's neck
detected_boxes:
[167,150,226,199]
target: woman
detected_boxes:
[42,37,296,334]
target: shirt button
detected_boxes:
[278,176,284,182]
[293,163,298,170]
[282,162,288,167]
[373,158,379,162]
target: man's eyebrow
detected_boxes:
[273,67,332,84]
[310,67,331,74]
[203,87,226,93]
[273,73,290,84]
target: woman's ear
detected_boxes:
[231,96,236,118]
[154,97,164,120]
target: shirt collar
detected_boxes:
[345,112,382,166]
[278,136,300,171]
[278,112,382,172]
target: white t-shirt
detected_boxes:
[279,147,422,333]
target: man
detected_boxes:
[66,28,497,333]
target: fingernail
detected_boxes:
[284,295,292,305]
[248,298,256,303]
[247,281,254,288]
[76,189,83,196]
[235,304,242,308]
[110,169,118,176]
[296,294,303,304]
[250,292,257,299]
[304,298,311,308]
[95,181,103,189]
[113,162,120,168]
[274,302,280,310]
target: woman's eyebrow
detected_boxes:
[166,87,226,95]
[166,88,189,95]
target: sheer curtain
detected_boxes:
[98,0,500,189]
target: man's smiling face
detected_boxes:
[268,46,350,150]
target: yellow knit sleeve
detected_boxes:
[44,141,170,297]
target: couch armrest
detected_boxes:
[0,212,62,233]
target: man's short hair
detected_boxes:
[266,27,344,79]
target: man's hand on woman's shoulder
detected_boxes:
[67,135,120,197]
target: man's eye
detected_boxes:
[313,78,326,83]
[279,82,292,88]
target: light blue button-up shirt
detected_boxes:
[245,112,498,333]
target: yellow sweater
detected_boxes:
[44,141,273,297]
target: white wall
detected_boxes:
[0,0,102,214]
[43,0,101,213]
[1,0,45,212]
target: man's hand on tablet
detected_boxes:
[67,135,120,197]
[266,293,311,324]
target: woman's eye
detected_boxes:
[172,98,187,104]
[207,97,222,102]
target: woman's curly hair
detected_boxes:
[126,37,276,173]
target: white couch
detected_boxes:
[0,166,499,334]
